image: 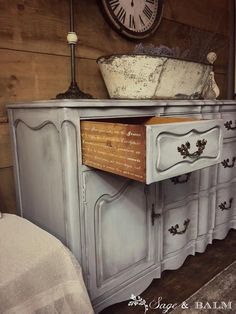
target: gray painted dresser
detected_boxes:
[8,99,236,312]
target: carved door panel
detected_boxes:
[14,120,67,243]
[82,170,157,301]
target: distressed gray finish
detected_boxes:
[146,119,223,183]
[8,100,236,313]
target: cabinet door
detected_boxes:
[83,170,157,301]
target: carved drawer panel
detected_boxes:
[162,200,198,257]
[81,117,223,184]
[215,183,236,226]
[218,139,236,184]
[221,112,236,139]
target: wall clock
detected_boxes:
[99,0,164,39]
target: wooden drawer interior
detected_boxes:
[80,116,197,182]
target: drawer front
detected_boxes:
[215,183,236,226]
[146,119,223,184]
[218,139,236,184]
[162,171,199,206]
[163,200,198,256]
[221,112,236,139]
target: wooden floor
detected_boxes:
[101,229,236,314]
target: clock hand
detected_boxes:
[131,0,134,7]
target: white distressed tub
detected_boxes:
[97,54,214,100]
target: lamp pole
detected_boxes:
[56,0,93,99]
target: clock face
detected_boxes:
[99,0,163,39]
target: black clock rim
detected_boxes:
[98,0,164,40]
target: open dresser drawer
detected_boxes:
[81,116,223,184]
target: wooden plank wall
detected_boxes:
[0,0,230,213]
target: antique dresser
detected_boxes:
[8,99,236,312]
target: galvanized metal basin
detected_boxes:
[97,54,213,100]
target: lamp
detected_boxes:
[56,0,93,99]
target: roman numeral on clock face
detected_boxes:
[143,4,153,20]
[146,0,155,4]
[129,15,136,29]
[139,14,145,27]
[109,0,120,11]
[116,6,126,24]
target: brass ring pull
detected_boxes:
[168,219,190,236]
[218,198,233,211]
[171,173,191,184]
[224,120,236,131]
[177,139,207,159]
[221,157,236,168]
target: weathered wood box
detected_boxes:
[81,116,223,184]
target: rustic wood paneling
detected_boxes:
[0,49,108,118]
[0,0,69,56]
[0,123,12,168]
[0,167,16,214]
[215,73,228,99]
[163,0,229,35]
[0,0,229,62]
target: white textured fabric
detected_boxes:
[0,214,94,314]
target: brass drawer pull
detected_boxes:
[177,139,207,159]
[218,198,233,211]
[168,219,190,235]
[224,120,236,131]
[171,173,191,184]
[221,157,236,168]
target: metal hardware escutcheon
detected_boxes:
[171,173,191,184]
[168,219,190,235]
[224,120,236,131]
[177,139,207,159]
[151,204,161,226]
[221,157,236,168]
[218,198,233,211]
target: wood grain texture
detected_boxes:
[214,73,228,99]
[0,0,69,56]
[0,123,12,168]
[81,121,146,182]
[0,49,108,118]
[163,0,229,35]
[0,167,16,214]
[0,0,229,58]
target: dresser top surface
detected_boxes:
[7,99,236,109]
